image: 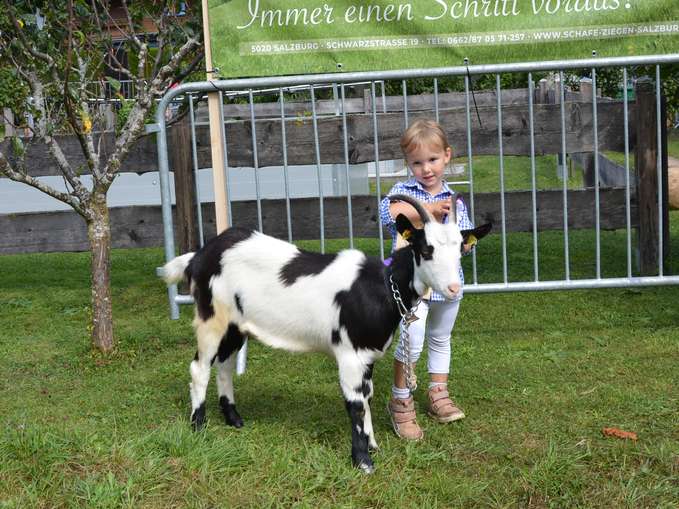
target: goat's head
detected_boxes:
[390,194,464,300]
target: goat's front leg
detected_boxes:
[338,356,376,473]
[363,363,378,451]
[190,318,224,430]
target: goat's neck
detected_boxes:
[385,246,419,310]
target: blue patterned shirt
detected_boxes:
[379,178,474,302]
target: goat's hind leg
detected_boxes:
[190,317,224,430]
[215,324,246,428]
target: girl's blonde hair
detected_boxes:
[400,119,451,156]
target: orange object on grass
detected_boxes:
[602,427,638,441]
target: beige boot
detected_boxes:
[428,385,465,423]
[387,397,424,440]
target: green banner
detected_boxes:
[208,0,679,78]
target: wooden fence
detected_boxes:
[0,82,668,273]
[0,189,637,254]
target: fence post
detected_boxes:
[170,114,200,254]
[634,77,667,275]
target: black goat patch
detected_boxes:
[335,258,405,351]
[331,329,341,345]
[216,324,246,363]
[355,363,374,397]
[188,227,254,320]
[234,293,244,314]
[279,250,337,286]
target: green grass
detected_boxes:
[669,129,679,159]
[373,154,582,195]
[373,129,678,197]
[604,129,679,167]
[1,215,679,507]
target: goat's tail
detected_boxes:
[161,252,195,284]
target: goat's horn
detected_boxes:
[389,194,431,224]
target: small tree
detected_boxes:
[0,1,203,351]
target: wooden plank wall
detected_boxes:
[0,99,634,177]
[0,189,637,254]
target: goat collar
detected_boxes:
[383,253,417,313]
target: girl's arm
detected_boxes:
[389,198,451,227]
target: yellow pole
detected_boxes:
[201,0,229,233]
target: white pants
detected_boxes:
[394,299,460,374]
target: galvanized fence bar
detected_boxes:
[278,89,293,243]
[188,93,205,247]
[248,89,264,233]
[528,73,539,282]
[623,68,633,278]
[656,65,664,276]
[464,276,679,293]
[496,74,508,284]
[381,81,387,113]
[559,71,571,280]
[155,101,179,319]
[340,84,355,249]
[592,67,602,279]
[371,81,385,260]
[402,79,409,127]
[464,74,478,285]
[173,54,679,91]
[310,85,326,253]
[433,78,440,123]
[218,92,233,227]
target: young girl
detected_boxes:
[379,119,474,441]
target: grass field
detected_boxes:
[1,211,678,507]
[373,127,679,196]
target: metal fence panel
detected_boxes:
[155,53,679,322]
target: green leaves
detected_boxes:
[105,77,122,94]
[10,136,25,157]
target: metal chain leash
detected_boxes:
[389,274,420,392]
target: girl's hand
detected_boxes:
[426,198,452,222]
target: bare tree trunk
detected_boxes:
[87,193,114,352]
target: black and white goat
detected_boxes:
[162,194,488,473]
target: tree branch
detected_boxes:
[151,36,202,95]
[120,0,144,50]
[172,49,205,85]
[77,56,101,181]
[0,151,89,218]
[27,71,91,202]
[61,0,97,181]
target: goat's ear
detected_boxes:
[461,223,492,247]
[395,214,418,243]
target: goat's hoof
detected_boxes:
[225,414,244,428]
[357,461,375,475]
[191,403,206,431]
[219,397,244,428]
[353,453,374,474]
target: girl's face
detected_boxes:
[405,143,452,194]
